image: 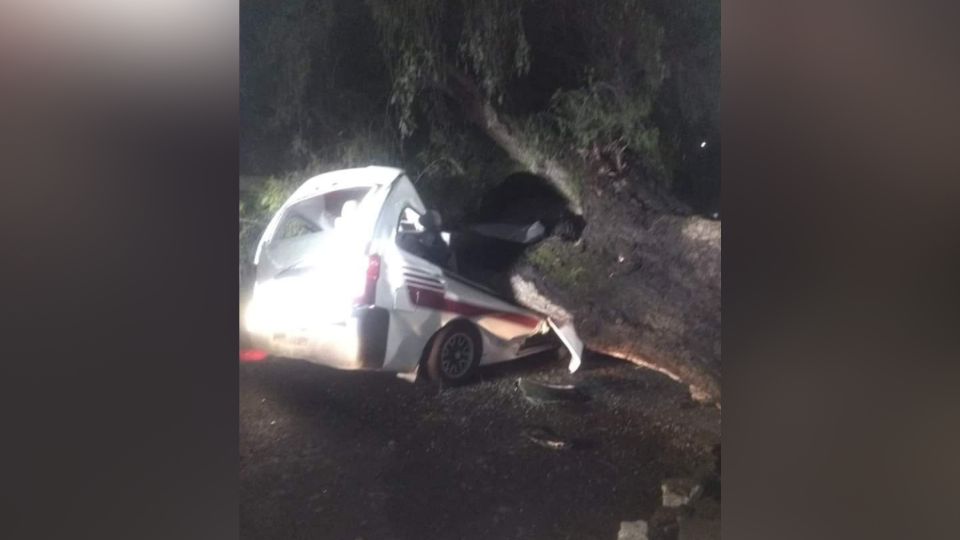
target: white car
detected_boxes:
[244,166,582,384]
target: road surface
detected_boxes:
[240,351,720,539]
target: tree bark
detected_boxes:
[446,70,721,403]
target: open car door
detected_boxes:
[370,175,450,373]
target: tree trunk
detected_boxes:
[477,102,583,214]
[447,72,721,403]
[509,181,721,403]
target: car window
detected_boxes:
[275,212,319,241]
[398,206,424,234]
[324,188,370,220]
[273,187,373,244]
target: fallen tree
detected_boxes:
[441,69,720,400]
[241,0,721,402]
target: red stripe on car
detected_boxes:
[407,286,541,329]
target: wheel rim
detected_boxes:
[440,332,474,379]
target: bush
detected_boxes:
[239,176,299,268]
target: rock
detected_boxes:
[617,519,649,540]
[662,478,702,508]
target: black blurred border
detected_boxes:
[0,2,238,538]
[724,0,960,539]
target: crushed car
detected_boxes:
[244,166,583,384]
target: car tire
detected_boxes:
[426,321,482,385]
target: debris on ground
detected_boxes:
[662,478,703,508]
[617,519,649,540]
[517,377,590,405]
[521,426,572,450]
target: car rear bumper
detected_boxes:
[247,306,390,370]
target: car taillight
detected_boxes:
[356,254,381,306]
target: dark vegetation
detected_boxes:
[240,0,721,401]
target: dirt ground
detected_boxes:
[240,351,720,539]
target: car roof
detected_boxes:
[286,166,404,205]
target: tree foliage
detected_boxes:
[240,0,720,234]
[365,0,532,137]
[458,0,531,102]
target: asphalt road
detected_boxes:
[240,352,720,539]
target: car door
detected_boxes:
[372,176,449,372]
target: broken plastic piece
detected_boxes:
[518,378,589,404]
[521,426,572,450]
[547,318,583,372]
[662,478,703,508]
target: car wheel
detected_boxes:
[426,321,482,385]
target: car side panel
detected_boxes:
[372,176,440,373]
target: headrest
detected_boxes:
[419,210,442,230]
[340,200,358,218]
